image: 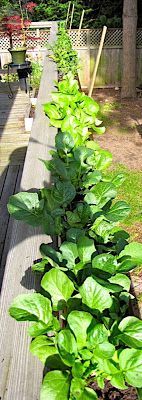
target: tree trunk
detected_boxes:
[121,0,137,98]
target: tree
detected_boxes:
[121,0,138,98]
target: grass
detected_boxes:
[98,101,121,127]
[107,163,142,226]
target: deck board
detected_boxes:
[0,22,58,400]
[0,82,30,167]
[0,165,23,288]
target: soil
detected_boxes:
[92,88,142,241]
[92,88,142,170]
[90,381,137,400]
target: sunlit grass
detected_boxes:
[108,163,142,226]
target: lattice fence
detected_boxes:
[0,28,50,49]
[69,28,142,48]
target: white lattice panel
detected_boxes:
[0,35,10,49]
[0,29,50,50]
[69,29,88,47]
[137,29,142,47]
[70,29,142,48]
[1,28,142,50]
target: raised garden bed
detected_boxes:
[1,21,142,400]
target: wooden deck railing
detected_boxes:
[0,21,58,400]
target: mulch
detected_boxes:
[91,381,137,400]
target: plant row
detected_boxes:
[7,26,142,400]
[49,22,79,76]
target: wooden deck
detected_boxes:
[0,82,30,167]
[0,82,31,289]
[0,22,58,400]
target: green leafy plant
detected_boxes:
[49,22,79,76]
[7,26,142,400]
[31,60,43,89]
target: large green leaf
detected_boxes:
[28,318,60,337]
[120,242,142,265]
[60,241,78,269]
[7,192,43,226]
[94,149,112,171]
[66,228,85,243]
[92,253,117,275]
[93,126,105,135]
[61,115,79,133]
[85,182,116,208]
[82,387,98,399]
[119,348,142,388]
[40,243,62,265]
[41,269,75,310]
[9,293,52,324]
[80,96,99,115]
[109,274,130,292]
[70,377,85,399]
[79,277,112,311]
[90,216,115,243]
[110,373,128,390]
[118,316,142,349]
[43,103,62,120]
[68,311,93,349]
[40,370,70,400]
[77,237,96,264]
[53,181,76,207]
[30,335,57,364]
[105,201,130,222]
[57,329,77,366]
[74,146,93,166]
[87,322,108,347]
[93,342,115,359]
[82,171,102,188]
[55,132,74,153]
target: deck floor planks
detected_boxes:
[0,165,23,288]
[0,22,58,400]
[0,81,31,284]
[0,82,30,167]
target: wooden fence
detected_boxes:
[0,26,142,88]
[69,29,142,88]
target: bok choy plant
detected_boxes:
[7,69,142,400]
[49,21,79,76]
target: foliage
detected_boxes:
[31,60,43,89]
[1,0,142,28]
[0,2,37,47]
[7,27,142,400]
[49,22,79,76]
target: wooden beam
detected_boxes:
[88,26,107,97]
[66,1,71,27]
[69,3,75,32]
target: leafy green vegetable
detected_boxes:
[119,348,142,388]
[80,277,112,311]
[118,316,142,348]
[9,293,52,324]
[41,269,75,310]
[57,329,77,366]
[68,311,93,349]
[30,335,57,364]
[40,370,70,400]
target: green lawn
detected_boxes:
[108,164,142,226]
